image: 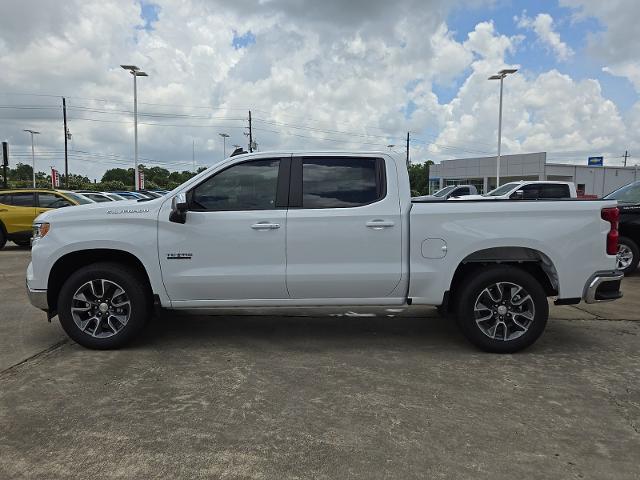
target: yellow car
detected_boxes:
[0,189,90,249]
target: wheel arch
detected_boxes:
[47,249,153,314]
[443,246,559,311]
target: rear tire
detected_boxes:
[616,236,639,275]
[0,227,6,250]
[58,262,150,349]
[455,265,548,353]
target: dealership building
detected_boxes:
[428,152,638,196]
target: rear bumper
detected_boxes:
[583,271,624,304]
[26,281,48,311]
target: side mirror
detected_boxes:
[511,190,524,200]
[169,192,188,224]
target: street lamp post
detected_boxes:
[219,133,230,159]
[121,65,148,190]
[23,129,40,188]
[488,68,517,187]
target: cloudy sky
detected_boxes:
[0,0,639,180]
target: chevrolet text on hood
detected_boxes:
[26,150,623,353]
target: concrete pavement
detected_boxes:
[1,249,639,479]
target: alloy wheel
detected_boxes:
[617,244,634,270]
[70,279,131,338]
[473,281,536,341]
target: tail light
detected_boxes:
[601,207,619,255]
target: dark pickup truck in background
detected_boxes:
[604,180,640,274]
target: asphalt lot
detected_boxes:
[1,245,639,479]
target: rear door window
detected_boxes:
[539,184,570,199]
[7,192,36,206]
[300,157,385,208]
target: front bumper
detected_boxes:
[26,281,48,311]
[583,271,624,304]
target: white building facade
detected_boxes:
[429,152,639,196]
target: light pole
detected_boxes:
[219,133,230,159]
[488,68,517,187]
[23,129,40,188]
[121,65,148,190]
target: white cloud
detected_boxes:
[516,12,574,61]
[432,22,630,163]
[0,0,637,183]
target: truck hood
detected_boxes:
[35,198,163,224]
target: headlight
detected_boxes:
[32,222,50,240]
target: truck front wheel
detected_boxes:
[455,266,548,353]
[57,262,150,349]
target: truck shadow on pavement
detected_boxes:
[127,312,596,355]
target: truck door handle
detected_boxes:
[251,222,280,230]
[366,219,395,230]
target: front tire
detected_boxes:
[616,236,639,275]
[0,227,6,250]
[58,262,150,349]
[13,239,31,248]
[455,266,548,353]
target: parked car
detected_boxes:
[603,180,640,274]
[413,184,478,201]
[454,181,577,200]
[110,191,144,200]
[79,192,121,203]
[27,152,621,353]
[0,189,89,249]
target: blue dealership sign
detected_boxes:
[588,156,603,166]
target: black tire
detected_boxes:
[0,227,6,250]
[455,265,548,353]
[13,239,31,248]
[57,262,150,349]
[617,236,639,275]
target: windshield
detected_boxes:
[604,181,640,203]
[62,192,93,205]
[433,186,456,197]
[484,182,520,197]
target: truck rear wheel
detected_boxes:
[57,262,150,349]
[455,265,548,353]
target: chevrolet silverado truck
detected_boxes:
[26,151,623,352]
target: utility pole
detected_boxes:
[406,132,410,169]
[219,132,230,159]
[489,68,517,187]
[248,110,253,153]
[121,65,148,190]
[624,150,630,167]
[2,142,8,189]
[23,129,40,188]
[62,97,69,187]
[192,139,195,172]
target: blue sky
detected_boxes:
[442,0,637,110]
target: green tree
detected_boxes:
[408,161,433,196]
[101,168,134,185]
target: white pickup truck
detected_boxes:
[26,151,623,353]
[457,181,577,200]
